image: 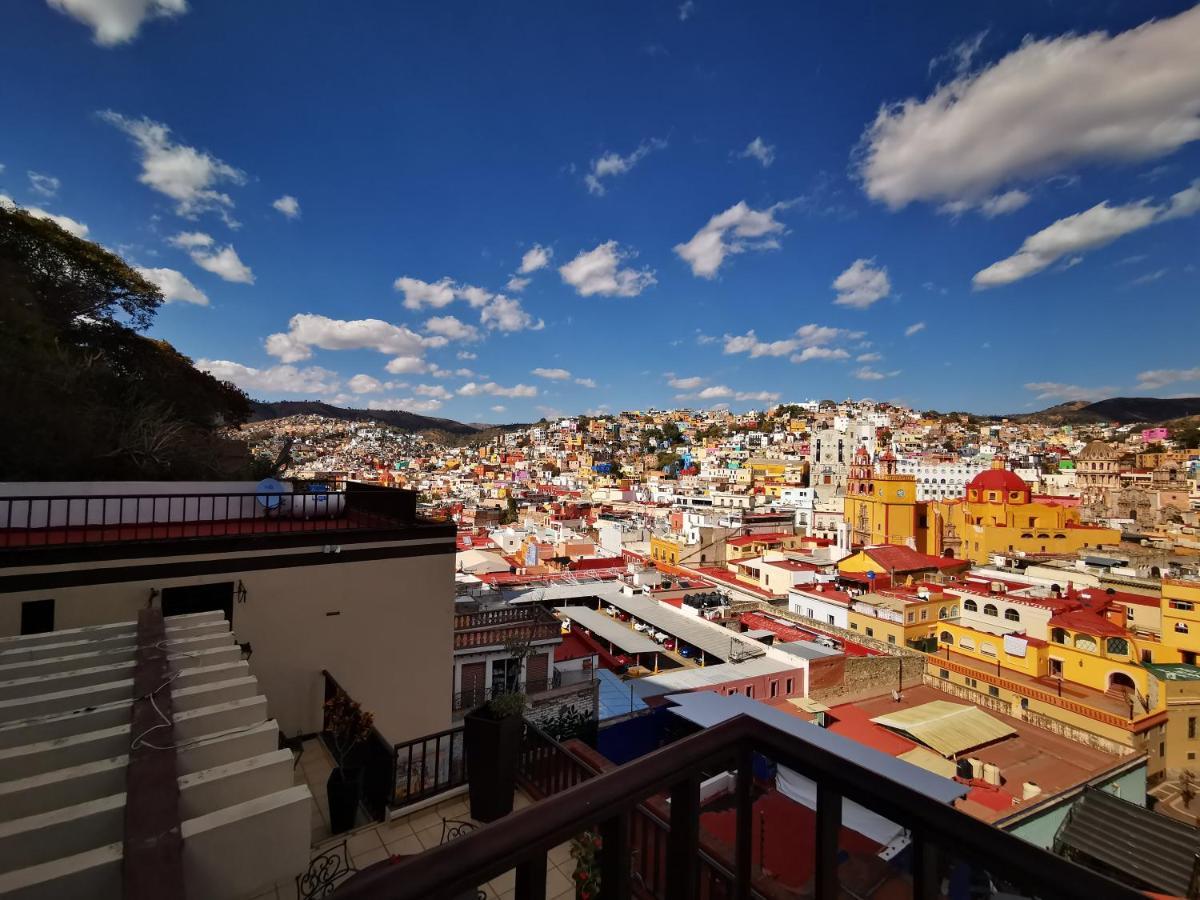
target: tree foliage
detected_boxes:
[0,206,253,479]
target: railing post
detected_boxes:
[911,832,940,900]
[599,813,630,900]
[514,852,547,900]
[667,775,700,900]
[814,781,841,900]
[734,746,754,900]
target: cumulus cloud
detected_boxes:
[272,195,300,219]
[490,405,507,413]
[739,137,775,168]
[47,0,187,46]
[584,138,667,196]
[532,368,571,380]
[724,324,864,362]
[1024,381,1115,402]
[978,190,1030,218]
[27,172,60,198]
[723,331,798,358]
[518,244,552,274]
[574,377,597,389]
[668,375,706,390]
[457,381,538,398]
[457,351,477,360]
[506,276,530,292]
[1136,368,1200,389]
[857,352,882,362]
[0,194,89,238]
[833,258,891,309]
[481,295,544,332]
[189,244,254,283]
[384,356,429,375]
[973,182,1200,288]
[904,322,926,337]
[347,374,384,394]
[393,276,458,310]
[169,230,212,249]
[854,367,901,381]
[413,384,452,400]
[791,346,850,363]
[99,112,244,221]
[678,0,694,21]
[559,241,656,297]
[674,201,787,278]
[364,397,444,413]
[266,313,431,363]
[195,359,340,396]
[135,266,207,305]
[424,315,480,342]
[858,6,1200,209]
[677,385,779,403]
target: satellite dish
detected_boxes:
[256,478,286,511]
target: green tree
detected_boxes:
[1170,422,1200,449]
[0,206,252,479]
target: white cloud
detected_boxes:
[424,315,480,342]
[99,112,244,221]
[668,375,706,390]
[978,190,1030,218]
[677,384,779,403]
[457,285,493,308]
[970,185,1200,288]
[195,359,340,396]
[365,397,444,413]
[27,172,60,198]
[1129,268,1169,286]
[678,0,694,21]
[674,200,787,279]
[347,374,383,394]
[506,276,530,292]
[723,331,798,358]
[169,230,212,249]
[736,390,780,404]
[739,137,775,168]
[858,6,1200,209]
[532,367,571,380]
[189,244,253,283]
[457,382,538,398]
[481,295,544,332]
[135,266,207,305]
[518,244,552,274]
[47,0,187,46]
[456,350,477,360]
[1024,381,1115,402]
[414,384,452,400]
[928,30,988,79]
[393,276,458,310]
[490,405,507,413]
[574,377,597,389]
[857,352,882,362]
[266,313,431,363]
[833,258,891,308]
[1136,368,1200,389]
[790,346,850,363]
[559,241,655,297]
[584,139,667,196]
[695,386,733,399]
[385,356,428,375]
[272,195,300,219]
[0,194,89,238]
[854,367,900,381]
[904,321,926,337]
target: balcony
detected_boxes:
[330,709,1143,900]
[0,482,431,557]
[453,606,563,652]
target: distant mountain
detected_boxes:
[247,400,483,435]
[1010,396,1200,425]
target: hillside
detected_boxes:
[1010,396,1200,425]
[248,400,484,435]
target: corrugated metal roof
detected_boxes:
[601,593,765,662]
[626,656,796,699]
[555,606,661,654]
[870,701,1016,757]
[1056,787,1200,897]
[896,747,958,779]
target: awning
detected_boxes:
[870,701,1016,757]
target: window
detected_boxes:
[1004,608,1020,622]
[1051,628,1068,645]
[1190,717,1196,739]
[940,631,954,645]
[938,607,948,620]
[745,685,754,699]
[920,609,928,621]
[850,622,858,630]
[888,635,896,644]
[1020,697,1029,709]
[827,615,835,626]
[1177,623,1190,634]
[1073,634,1098,652]
[20,598,55,635]
[964,599,978,612]
[983,604,998,617]
[1106,637,1129,656]
[966,677,978,688]
[1171,600,1196,612]
[907,612,915,623]
[770,681,779,698]
[785,678,794,693]
[981,642,997,657]
[866,627,874,637]
[959,636,976,651]
[1126,607,1134,619]
[988,686,1000,697]
[939,668,950,679]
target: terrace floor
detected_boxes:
[244,738,577,900]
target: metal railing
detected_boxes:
[452,678,552,712]
[321,671,396,823]
[334,712,1144,900]
[0,484,417,549]
[393,724,467,810]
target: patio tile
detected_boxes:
[547,842,573,867]
[488,868,515,894]
[353,845,389,869]
[383,833,423,857]
[346,826,384,857]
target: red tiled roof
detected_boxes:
[860,545,968,573]
[1047,608,1129,638]
[726,532,792,547]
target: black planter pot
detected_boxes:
[327,767,362,834]
[464,709,523,822]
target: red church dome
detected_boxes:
[967,460,1031,503]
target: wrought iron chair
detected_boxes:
[440,818,479,844]
[296,840,357,899]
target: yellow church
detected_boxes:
[842,448,1120,564]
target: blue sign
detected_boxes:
[866,570,876,581]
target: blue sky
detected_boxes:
[2,1,1198,421]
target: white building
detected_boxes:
[894,456,987,501]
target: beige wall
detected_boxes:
[0,545,453,746]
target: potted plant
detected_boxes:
[464,637,531,822]
[324,689,374,834]
[569,830,602,900]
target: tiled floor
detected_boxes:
[246,753,578,900]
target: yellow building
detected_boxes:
[1162,579,1200,663]
[841,450,1120,565]
[847,585,962,647]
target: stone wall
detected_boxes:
[525,680,598,726]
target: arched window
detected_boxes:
[1051,628,1068,644]
[1106,637,1129,656]
[963,599,978,612]
[949,605,958,617]
[1004,608,1020,622]
[959,636,975,651]
[939,631,954,645]
[1073,633,1098,653]
[983,604,998,617]
[939,607,949,619]
[981,642,997,657]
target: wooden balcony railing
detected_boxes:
[332,712,1143,900]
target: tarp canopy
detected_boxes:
[555,606,660,654]
[896,747,958,779]
[870,701,1016,758]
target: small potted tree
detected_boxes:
[465,637,531,822]
[569,830,602,900]
[324,689,375,834]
